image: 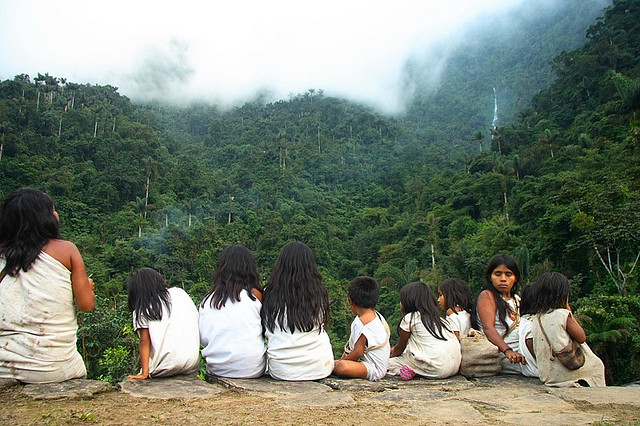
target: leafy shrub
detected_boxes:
[575,295,640,385]
[77,294,137,381]
[98,345,135,384]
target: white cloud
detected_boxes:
[0,0,577,113]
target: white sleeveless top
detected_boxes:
[0,252,86,383]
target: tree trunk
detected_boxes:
[143,176,150,220]
[431,243,436,269]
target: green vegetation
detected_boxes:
[0,0,638,384]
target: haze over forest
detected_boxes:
[1,0,639,386]
[0,0,610,113]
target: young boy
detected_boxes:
[333,276,390,381]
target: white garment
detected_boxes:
[199,290,266,378]
[346,313,390,381]
[0,252,86,383]
[476,296,521,374]
[133,287,200,378]
[446,311,471,337]
[518,315,539,377]
[387,312,461,379]
[265,321,334,381]
[532,309,605,387]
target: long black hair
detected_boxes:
[472,254,521,331]
[261,241,329,334]
[519,282,539,316]
[533,272,571,314]
[0,188,60,277]
[127,267,171,322]
[400,282,451,341]
[201,244,262,309]
[438,278,472,314]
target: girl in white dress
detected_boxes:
[261,241,334,381]
[199,245,266,378]
[437,278,472,339]
[127,268,200,379]
[388,282,461,379]
[531,272,605,387]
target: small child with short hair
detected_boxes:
[333,276,390,381]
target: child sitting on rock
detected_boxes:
[388,282,461,380]
[333,276,390,381]
[127,267,200,380]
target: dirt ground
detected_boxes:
[0,387,408,425]
[2,385,640,426]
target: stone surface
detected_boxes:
[550,386,640,405]
[212,375,356,407]
[321,374,474,392]
[0,378,19,390]
[1,373,639,424]
[21,379,114,400]
[403,399,487,425]
[118,375,223,399]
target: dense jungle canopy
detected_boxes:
[0,0,638,384]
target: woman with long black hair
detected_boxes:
[473,254,526,374]
[0,188,95,383]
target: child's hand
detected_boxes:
[127,373,149,380]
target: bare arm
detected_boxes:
[68,243,95,312]
[525,338,536,360]
[477,290,525,364]
[390,329,411,358]
[341,333,367,361]
[566,313,587,344]
[43,240,95,312]
[251,287,263,303]
[128,328,151,380]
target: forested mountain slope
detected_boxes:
[0,0,638,384]
[404,0,611,155]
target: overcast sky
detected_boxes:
[0,0,591,113]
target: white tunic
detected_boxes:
[265,321,334,381]
[446,310,471,337]
[0,252,86,383]
[388,312,461,379]
[518,315,539,378]
[346,313,390,381]
[532,309,605,387]
[133,287,200,378]
[199,290,266,378]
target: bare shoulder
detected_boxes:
[477,289,495,303]
[42,239,79,270]
[43,239,79,254]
